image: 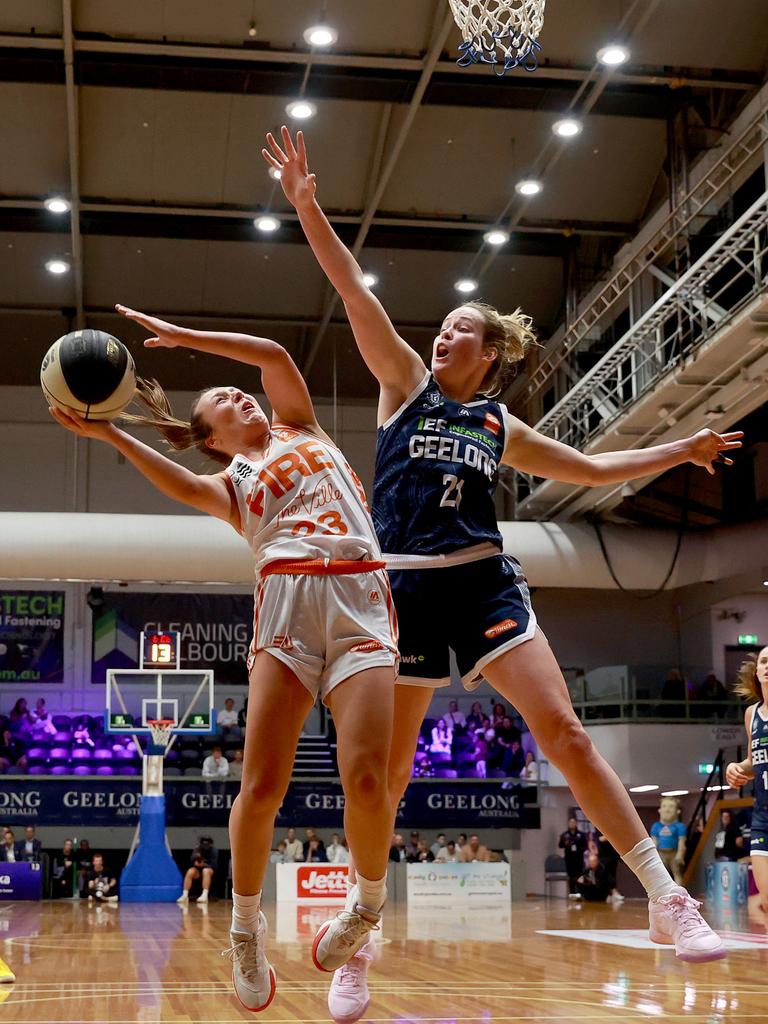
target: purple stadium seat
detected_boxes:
[95,765,115,776]
[27,765,47,775]
[115,747,135,760]
[50,765,70,775]
[429,752,452,766]
[93,748,112,761]
[49,746,71,760]
[116,765,140,776]
[53,730,72,744]
[26,747,47,761]
[71,747,92,761]
[72,765,94,775]
[434,768,458,778]
[52,714,72,729]
[459,768,481,778]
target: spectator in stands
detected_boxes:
[332,838,350,864]
[216,698,240,739]
[227,747,244,782]
[445,700,466,732]
[660,668,688,717]
[430,718,452,755]
[8,698,33,734]
[30,698,56,737]
[577,851,610,902]
[303,827,327,862]
[714,809,745,862]
[457,832,468,851]
[502,738,526,778]
[524,751,539,780]
[409,840,434,863]
[0,828,17,861]
[16,824,41,863]
[436,839,460,863]
[431,833,447,858]
[85,853,118,902]
[695,673,729,716]
[202,744,229,796]
[467,701,485,732]
[76,839,93,896]
[389,833,406,862]
[473,730,489,777]
[559,817,586,897]
[491,702,507,729]
[52,838,76,898]
[237,698,248,730]
[326,833,343,862]
[496,714,521,747]
[284,827,303,862]
[73,720,95,748]
[460,834,491,862]
[406,830,421,859]
[270,840,288,864]
[0,727,27,773]
[178,836,219,905]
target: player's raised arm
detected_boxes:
[115,305,319,432]
[262,127,425,397]
[47,407,235,523]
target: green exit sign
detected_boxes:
[698,763,714,775]
[739,633,759,645]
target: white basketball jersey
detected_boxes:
[225,424,382,573]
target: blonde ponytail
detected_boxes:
[121,377,229,466]
[734,653,763,704]
[465,301,538,397]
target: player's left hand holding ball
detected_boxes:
[685,428,743,475]
[115,304,182,348]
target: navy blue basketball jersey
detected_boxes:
[372,373,507,555]
[751,703,768,828]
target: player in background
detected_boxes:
[265,126,739,1022]
[49,306,398,1014]
[726,647,768,916]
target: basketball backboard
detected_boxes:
[105,669,214,736]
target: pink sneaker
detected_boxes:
[648,886,727,962]
[327,937,376,1024]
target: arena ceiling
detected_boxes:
[1,0,767,439]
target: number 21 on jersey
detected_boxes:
[440,473,465,510]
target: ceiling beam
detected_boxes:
[61,1,83,329]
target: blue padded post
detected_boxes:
[119,795,183,902]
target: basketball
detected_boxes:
[40,329,136,421]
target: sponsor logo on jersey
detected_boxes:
[426,390,441,406]
[350,639,386,653]
[297,866,349,898]
[484,412,501,435]
[272,634,294,650]
[368,590,381,604]
[484,618,518,639]
[458,407,471,416]
[401,654,426,664]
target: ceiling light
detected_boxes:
[597,44,629,67]
[45,258,70,275]
[553,118,582,138]
[286,100,317,121]
[247,20,257,38]
[763,581,768,587]
[455,279,477,294]
[303,24,338,48]
[254,215,280,233]
[362,272,378,288]
[706,784,731,792]
[268,167,282,181]
[629,784,659,793]
[661,789,689,797]
[484,229,509,246]
[515,179,542,197]
[44,196,71,214]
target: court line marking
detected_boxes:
[10,1017,768,1023]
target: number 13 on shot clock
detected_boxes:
[140,630,180,670]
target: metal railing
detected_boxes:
[512,191,768,504]
[571,699,741,724]
[525,107,768,400]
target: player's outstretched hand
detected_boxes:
[115,304,183,348]
[686,428,743,475]
[725,761,752,788]
[48,405,117,442]
[262,126,317,210]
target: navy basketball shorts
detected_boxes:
[750,825,768,857]
[388,554,537,689]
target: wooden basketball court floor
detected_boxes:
[2,897,767,1022]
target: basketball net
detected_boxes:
[144,719,174,797]
[449,0,545,73]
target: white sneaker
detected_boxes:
[313,885,383,973]
[568,892,581,900]
[612,891,625,903]
[648,886,726,963]
[328,937,376,1024]
[176,891,189,905]
[197,889,209,905]
[222,912,277,1012]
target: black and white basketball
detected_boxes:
[40,329,136,421]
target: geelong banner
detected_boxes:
[0,591,64,683]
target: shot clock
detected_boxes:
[140,630,180,670]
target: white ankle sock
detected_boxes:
[622,838,677,901]
[354,874,386,914]
[232,890,262,934]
